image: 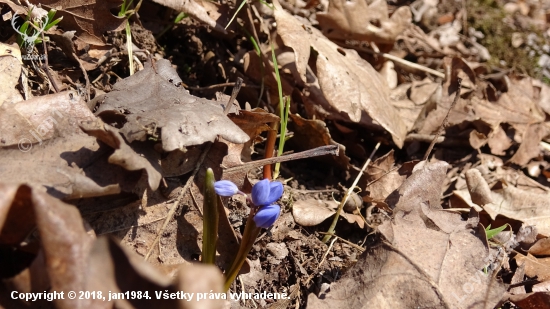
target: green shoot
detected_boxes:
[242,28,264,106]
[485,223,510,240]
[274,96,290,178]
[13,9,62,52]
[270,44,290,179]
[202,168,219,264]
[118,0,143,75]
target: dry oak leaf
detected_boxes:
[273,0,407,147]
[308,162,506,309]
[29,0,126,46]
[317,0,412,44]
[95,59,249,152]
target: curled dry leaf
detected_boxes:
[79,119,162,191]
[95,60,249,152]
[0,183,94,309]
[317,0,412,45]
[29,0,126,46]
[273,0,407,147]
[456,168,550,237]
[0,91,149,199]
[0,184,225,308]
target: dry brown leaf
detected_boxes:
[292,199,365,229]
[363,151,416,202]
[80,119,162,191]
[0,91,153,199]
[509,292,550,309]
[96,60,249,152]
[456,170,550,237]
[273,0,407,147]
[288,113,349,169]
[487,125,513,156]
[509,123,549,166]
[317,0,412,44]
[529,238,550,256]
[151,0,226,33]
[409,78,441,105]
[0,183,94,309]
[0,90,93,147]
[516,253,550,281]
[0,43,23,107]
[0,183,225,308]
[29,0,126,46]
[308,162,506,309]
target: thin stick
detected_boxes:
[382,52,445,78]
[186,82,258,91]
[40,31,59,92]
[322,142,380,243]
[423,78,462,161]
[224,145,339,174]
[339,41,445,78]
[318,237,337,267]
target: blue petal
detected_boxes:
[253,204,281,228]
[264,181,283,205]
[251,179,270,206]
[214,180,238,196]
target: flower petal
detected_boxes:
[214,180,238,196]
[253,204,281,228]
[251,179,271,206]
[263,181,283,205]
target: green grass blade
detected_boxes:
[225,0,247,30]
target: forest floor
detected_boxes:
[1,0,550,308]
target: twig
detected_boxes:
[382,52,445,78]
[224,145,339,174]
[322,142,380,243]
[338,41,445,78]
[318,237,337,268]
[185,81,259,91]
[423,78,462,161]
[40,31,59,92]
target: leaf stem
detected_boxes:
[202,168,219,264]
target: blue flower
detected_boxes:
[251,179,283,206]
[213,178,284,229]
[254,204,281,228]
[214,180,239,196]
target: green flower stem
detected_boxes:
[202,168,219,264]
[223,209,261,291]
